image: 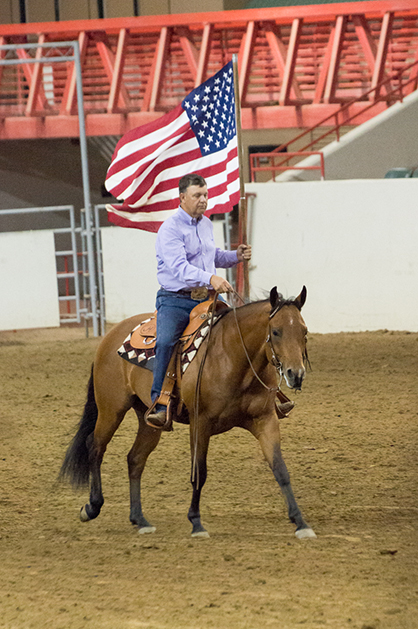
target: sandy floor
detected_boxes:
[0,325,417,629]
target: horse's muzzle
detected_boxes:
[285,367,306,390]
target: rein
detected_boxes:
[191,290,222,485]
[191,288,287,485]
[230,289,283,395]
[232,305,282,394]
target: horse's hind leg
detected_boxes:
[80,406,128,522]
[247,417,316,539]
[128,401,162,534]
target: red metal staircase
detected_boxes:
[249,57,418,180]
[0,0,417,139]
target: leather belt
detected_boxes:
[175,289,193,296]
[175,287,214,300]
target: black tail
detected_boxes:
[59,364,98,487]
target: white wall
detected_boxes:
[101,227,159,322]
[101,180,418,332]
[246,179,418,332]
[101,220,228,322]
[0,230,60,330]
[2,179,415,333]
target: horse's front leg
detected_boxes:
[187,424,210,538]
[247,416,316,539]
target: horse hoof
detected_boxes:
[295,527,317,540]
[138,526,156,535]
[79,505,90,522]
[191,530,210,539]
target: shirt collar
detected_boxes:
[177,206,202,226]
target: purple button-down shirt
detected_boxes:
[155,207,238,291]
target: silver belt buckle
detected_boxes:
[191,287,208,300]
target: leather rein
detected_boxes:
[192,290,280,483]
[191,289,287,485]
[231,293,284,395]
[194,289,304,398]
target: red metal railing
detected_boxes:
[250,151,325,181]
[253,57,418,177]
[279,58,418,151]
[0,1,417,138]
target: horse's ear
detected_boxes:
[294,286,307,310]
[270,286,280,310]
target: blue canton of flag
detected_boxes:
[182,61,236,156]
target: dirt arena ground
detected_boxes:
[0,324,417,629]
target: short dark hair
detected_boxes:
[179,174,207,194]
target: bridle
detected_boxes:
[266,329,284,379]
[232,290,309,390]
[231,293,284,395]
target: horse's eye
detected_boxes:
[272,329,282,337]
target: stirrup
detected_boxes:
[144,402,173,431]
[275,399,295,418]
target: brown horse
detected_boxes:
[60,286,316,539]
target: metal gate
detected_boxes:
[0,40,100,335]
[0,205,82,325]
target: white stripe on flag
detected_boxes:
[208,180,240,209]
[110,108,188,163]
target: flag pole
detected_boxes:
[232,53,250,302]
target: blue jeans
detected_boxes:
[151,289,204,407]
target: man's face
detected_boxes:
[180,184,208,219]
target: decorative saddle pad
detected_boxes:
[117,311,225,374]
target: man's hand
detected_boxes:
[237,244,252,262]
[210,275,234,293]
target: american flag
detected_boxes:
[105,61,239,232]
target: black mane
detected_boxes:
[271,293,298,310]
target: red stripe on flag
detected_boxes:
[108,211,164,233]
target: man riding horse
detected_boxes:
[60,174,310,535]
[146,173,295,428]
[146,173,252,428]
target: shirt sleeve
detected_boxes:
[157,223,213,287]
[215,248,239,268]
